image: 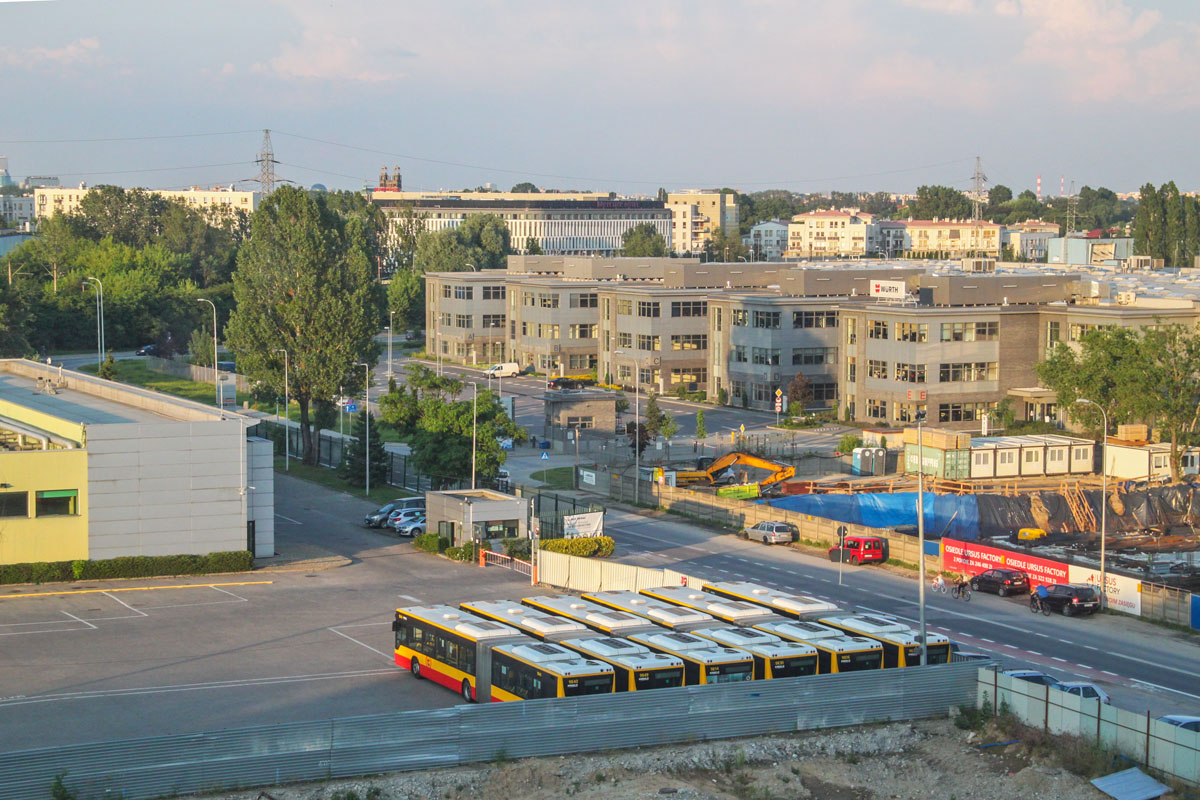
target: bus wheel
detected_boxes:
[410,659,421,679]
[461,679,474,703]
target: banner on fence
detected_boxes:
[1068,565,1142,616]
[942,538,1069,588]
[563,511,604,539]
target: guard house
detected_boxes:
[425,489,529,547]
[543,389,618,444]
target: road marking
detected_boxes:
[100,591,149,617]
[329,627,394,660]
[0,581,273,600]
[1051,657,1068,662]
[275,513,303,525]
[59,611,96,630]
[398,594,420,602]
[1081,645,1099,651]
[1078,664,1093,669]
[979,638,995,643]
[1131,679,1200,702]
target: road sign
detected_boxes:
[540,451,549,460]
[775,388,782,397]
[774,397,782,412]
[739,424,745,433]
[344,403,358,413]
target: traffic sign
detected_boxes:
[774,398,782,412]
[540,451,549,460]
[775,388,783,397]
[739,424,745,433]
[344,403,358,413]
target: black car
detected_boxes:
[970,568,1030,598]
[1039,583,1100,616]
[135,344,159,356]
[547,377,595,390]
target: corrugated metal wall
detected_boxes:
[0,664,982,800]
[538,549,666,592]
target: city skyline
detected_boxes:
[2,0,1199,195]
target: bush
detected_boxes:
[0,551,254,586]
[837,434,863,453]
[414,532,448,554]
[444,546,463,560]
[446,541,477,562]
[538,536,616,558]
[500,537,531,559]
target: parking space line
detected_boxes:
[275,513,303,525]
[59,611,96,630]
[0,581,273,600]
[101,591,149,617]
[329,626,394,660]
[208,587,249,602]
[398,594,421,603]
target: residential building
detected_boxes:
[34,185,261,219]
[0,359,273,566]
[899,219,1002,257]
[743,219,789,260]
[0,194,35,228]
[1003,220,1060,261]
[665,191,739,255]
[785,209,878,259]
[372,190,671,256]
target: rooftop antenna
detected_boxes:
[255,129,278,195]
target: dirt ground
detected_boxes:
[199,715,1163,800]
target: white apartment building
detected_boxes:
[666,191,739,255]
[785,209,878,258]
[35,186,261,220]
[0,194,35,228]
[743,219,789,260]
[1003,220,1060,261]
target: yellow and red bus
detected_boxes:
[460,599,590,642]
[489,641,615,701]
[752,619,884,674]
[393,604,526,702]
[818,614,951,668]
[555,636,685,692]
[703,581,840,620]
[521,594,661,637]
[639,585,784,628]
[582,589,715,632]
[689,625,819,679]
[626,630,754,685]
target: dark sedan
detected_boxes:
[135,344,159,356]
[970,568,1030,598]
[1040,584,1100,616]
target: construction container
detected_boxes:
[902,427,971,450]
[903,443,971,480]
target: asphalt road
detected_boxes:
[602,507,1200,717]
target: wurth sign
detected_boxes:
[870,280,906,299]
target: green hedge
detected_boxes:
[538,536,615,558]
[444,542,478,562]
[0,550,254,586]
[414,533,449,554]
[499,537,532,560]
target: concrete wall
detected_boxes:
[246,437,275,558]
[86,420,248,559]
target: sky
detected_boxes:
[2,0,1198,197]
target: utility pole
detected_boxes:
[970,156,988,258]
[198,298,218,407]
[359,362,371,496]
[1066,180,1078,237]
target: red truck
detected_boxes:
[828,535,886,566]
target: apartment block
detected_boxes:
[666,191,739,255]
[34,185,260,219]
[785,209,878,258]
[743,219,789,260]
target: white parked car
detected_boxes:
[392,515,426,538]
[1056,682,1111,705]
[744,521,797,545]
[1158,715,1200,732]
[387,507,426,531]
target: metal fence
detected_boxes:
[2,662,983,800]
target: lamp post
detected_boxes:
[197,298,219,407]
[359,362,371,496]
[86,276,105,357]
[1075,398,1108,606]
[615,349,640,506]
[915,409,928,666]
[471,382,478,490]
[465,262,477,272]
[272,348,289,471]
[387,310,394,378]
[84,279,101,368]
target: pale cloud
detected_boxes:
[898,0,976,12]
[1,36,102,69]
[856,51,993,109]
[219,61,235,77]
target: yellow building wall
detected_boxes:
[0,398,85,445]
[0,449,89,564]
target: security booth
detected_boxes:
[424,489,530,547]
[543,389,619,446]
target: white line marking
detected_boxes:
[208,587,248,601]
[1051,657,1067,662]
[979,638,995,643]
[275,513,303,525]
[398,594,420,602]
[59,611,96,629]
[1131,679,1200,702]
[329,627,393,660]
[1078,665,1093,670]
[101,592,149,617]
[1028,650,1042,656]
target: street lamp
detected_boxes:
[471,382,478,490]
[615,349,641,506]
[915,409,928,666]
[197,298,219,407]
[86,276,105,357]
[83,279,102,369]
[272,348,289,471]
[387,310,394,378]
[359,362,371,496]
[1075,398,1108,606]
[465,262,477,272]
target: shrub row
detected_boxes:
[499,537,532,560]
[0,550,254,586]
[538,536,615,558]
[444,542,478,562]
[413,533,449,554]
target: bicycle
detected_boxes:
[1029,593,1050,615]
[951,582,971,602]
[931,578,948,594]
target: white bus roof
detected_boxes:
[821,614,913,637]
[753,620,882,653]
[523,595,656,632]
[690,625,783,648]
[627,631,752,664]
[584,590,714,627]
[641,587,777,622]
[460,599,588,637]
[560,637,685,671]
[493,641,615,677]
[398,604,521,640]
[704,581,840,616]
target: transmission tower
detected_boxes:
[1066,180,1078,236]
[970,156,988,221]
[255,129,279,195]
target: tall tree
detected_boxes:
[226,186,380,466]
[1163,181,1185,266]
[704,226,748,261]
[408,389,524,486]
[524,237,543,255]
[904,185,971,220]
[1035,327,1143,433]
[1133,183,1164,259]
[510,182,539,193]
[643,391,665,437]
[389,204,425,271]
[787,372,812,410]
[1133,324,1200,481]
[387,267,425,330]
[987,185,1013,207]
[620,222,668,257]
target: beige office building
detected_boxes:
[785,209,878,259]
[666,191,739,255]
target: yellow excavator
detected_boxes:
[673,451,795,491]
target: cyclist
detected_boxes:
[1030,583,1048,612]
[954,575,970,597]
[932,574,946,592]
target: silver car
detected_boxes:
[745,521,797,545]
[392,515,426,538]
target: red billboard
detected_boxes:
[942,539,1070,589]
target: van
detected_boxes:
[484,362,521,378]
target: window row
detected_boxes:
[939,362,997,382]
[0,489,78,518]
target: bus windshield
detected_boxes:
[707,662,753,683]
[636,668,684,690]
[564,674,614,696]
[842,650,883,671]
[770,656,818,679]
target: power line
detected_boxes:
[0,130,258,145]
[23,161,248,179]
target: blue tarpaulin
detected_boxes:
[764,492,980,540]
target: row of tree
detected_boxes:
[1132,181,1200,267]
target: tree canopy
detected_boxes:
[414,213,512,272]
[407,387,524,486]
[620,222,668,257]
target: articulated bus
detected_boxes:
[638,585,784,628]
[703,581,840,620]
[582,590,715,632]
[489,641,615,701]
[752,619,884,673]
[521,594,660,637]
[393,605,526,702]
[556,636,686,692]
[626,630,754,685]
[460,599,589,642]
[818,614,951,667]
[689,625,819,679]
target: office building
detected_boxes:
[665,191,739,255]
